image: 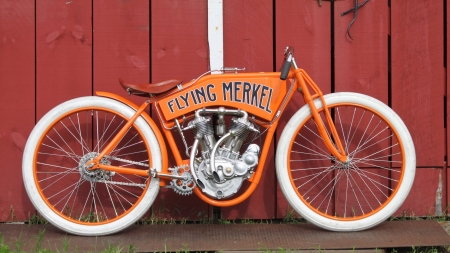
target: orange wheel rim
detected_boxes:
[287,102,406,221]
[33,106,152,225]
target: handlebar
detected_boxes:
[280,46,294,80]
[280,61,291,81]
[284,46,294,57]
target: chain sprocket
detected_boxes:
[168,165,195,196]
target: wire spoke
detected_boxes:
[288,101,407,220]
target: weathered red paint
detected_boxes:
[448,0,450,210]
[275,0,332,218]
[395,168,445,217]
[151,0,209,83]
[391,1,445,167]
[0,0,36,221]
[334,0,389,102]
[0,0,448,222]
[93,0,149,102]
[36,1,93,118]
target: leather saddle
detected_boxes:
[119,78,182,97]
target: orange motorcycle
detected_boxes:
[22,47,416,236]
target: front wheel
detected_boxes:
[22,97,162,236]
[276,92,415,231]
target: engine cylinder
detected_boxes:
[189,116,214,138]
[188,116,216,156]
[222,117,255,154]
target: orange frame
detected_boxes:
[93,66,347,207]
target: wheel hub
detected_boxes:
[78,152,114,182]
[336,158,354,170]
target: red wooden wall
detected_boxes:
[0,0,447,221]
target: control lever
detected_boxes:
[221,67,246,73]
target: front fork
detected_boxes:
[292,65,348,163]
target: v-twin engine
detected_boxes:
[188,107,260,199]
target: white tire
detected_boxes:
[276,92,415,231]
[23,96,161,236]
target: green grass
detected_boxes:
[1,230,449,253]
[27,213,48,225]
[0,230,137,253]
[390,203,450,223]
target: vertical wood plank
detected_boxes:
[447,0,450,211]
[276,1,331,88]
[220,0,274,220]
[223,0,273,73]
[275,0,331,218]
[151,0,210,221]
[93,0,149,99]
[334,0,389,102]
[395,168,445,217]
[0,0,35,221]
[36,0,92,119]
[152,0,209,82]
[391,1,445,167]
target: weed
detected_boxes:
[390,210,424,221]
[240,219,255,224]
[7,206,16,223]
[282,209,295,223]
[179,218,187,224]
[0,233,139,253]
[313,245,325,253]
[218,219,234,224]
[14,232,25,253]
[57,236,70,253]
[125,244,137,253]
[0,244,9,253]
[141,206,175,225]
[28,213,48,225]
[388,246,444,253]
[35,229,46,252]
[177,243,189,253]
[430,204,450,222]
[200,214,212,224]
[282,209,306,224]
[99,241,123,253]
[258,243,296,253]
[0,234,9,253]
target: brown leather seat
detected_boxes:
[119,78,181,96]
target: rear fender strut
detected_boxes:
[95,91,169,186]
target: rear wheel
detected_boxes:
[276,93,415,231]
[23,97,161,236]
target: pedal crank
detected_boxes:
[150,166,195,196]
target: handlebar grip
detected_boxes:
[280,60,291,80]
